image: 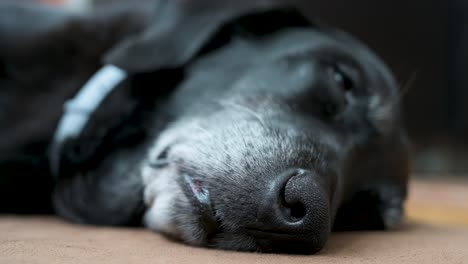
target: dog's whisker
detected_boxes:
[370,70,419,123]
[392,70,419,104]
[399,70,419,97]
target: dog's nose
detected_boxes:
[248,169,330,254]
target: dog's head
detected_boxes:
[0,1,408,253]
[139,25,406,253]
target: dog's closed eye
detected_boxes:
[148,147,171,169]
[332,64,354,92]
[318,62,358,117]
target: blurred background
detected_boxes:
[26,0,468,177]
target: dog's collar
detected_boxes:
[49,64,127,176]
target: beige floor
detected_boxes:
[407,179,468,227]
[1,180,468,264]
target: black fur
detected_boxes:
[0,1,409,254]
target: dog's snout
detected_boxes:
[248,169,330,254]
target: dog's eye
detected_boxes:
[332,65,354,92]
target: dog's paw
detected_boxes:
[333,186,405,231]
[377,189,405,230]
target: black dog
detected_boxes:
[0,1,409,254]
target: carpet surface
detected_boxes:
[1,180,468,264]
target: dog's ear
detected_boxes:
[103,0,289,73]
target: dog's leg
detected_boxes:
[333,184,406,230]
[52,146,146,226]
[334,132,410,230]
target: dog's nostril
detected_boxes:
[280,186,307,222]
[289,201,307,220]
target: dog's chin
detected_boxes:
[140,161,259,251]
[141,162,205,245]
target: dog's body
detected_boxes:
[0,1,409,254]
